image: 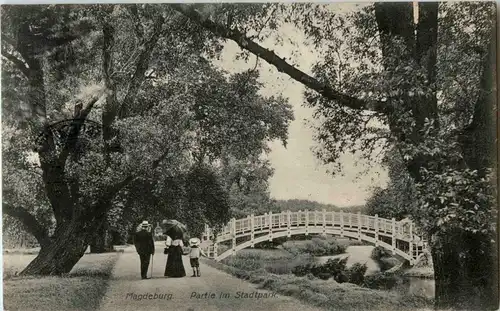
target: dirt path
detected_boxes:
[98,242,323,311]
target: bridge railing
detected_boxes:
[203,210,416,242]
[201,210,428,264]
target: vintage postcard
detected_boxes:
[2,2,498,311]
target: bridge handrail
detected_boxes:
[205,210,414,239]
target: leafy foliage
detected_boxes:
[365,147,417,220]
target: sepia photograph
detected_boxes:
[1,2,498,311]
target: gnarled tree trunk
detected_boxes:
[20,221,92,275]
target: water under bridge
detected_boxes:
[200,210,428,266]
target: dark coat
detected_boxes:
[134,229,155,255]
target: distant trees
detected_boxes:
[273,199,366,214]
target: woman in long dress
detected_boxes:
[164,238,186,277]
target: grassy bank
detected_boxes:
[4,252,120,311]
[202,256,432,311]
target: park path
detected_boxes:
[98,242,324,311]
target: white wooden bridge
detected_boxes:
[201,210,428,266]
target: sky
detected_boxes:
[212,8,388,207]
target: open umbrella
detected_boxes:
[162,219,187,240]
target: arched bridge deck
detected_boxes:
[201,210,427,266]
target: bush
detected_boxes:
[291,257,350,282]
[363,272,399,290]
[291,262,317,277]
[282,238,347,256]
[345,263,368,285]
[371,246,399,271]
[321,257,349,277]
[378,257,400,271]
[371,246,392,261]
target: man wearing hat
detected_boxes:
[134,221,155,279]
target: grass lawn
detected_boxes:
[3,252,120,311]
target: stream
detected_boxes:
[315,245,435,299]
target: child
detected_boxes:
[188,238,205,277]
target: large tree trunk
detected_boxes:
[375,3,498,310]
[20,221,91,275]
[440,20,499,311]
[432,230,498,310]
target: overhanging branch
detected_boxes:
[1,48,30,78]
[3,203,50,247]
[119,15,165,119]
[171,4,390,114]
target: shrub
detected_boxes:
[321,257,348,273]
[291,262,317,277]
[378,257,400,271]
[371,246,392,261]
[282,238,347,256]
[345,263,368,285]
[371,246,400,271]
[363,272,399,290]
[291,257,350,281]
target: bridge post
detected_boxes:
[374,214,379,246]
[409,220,414,264]
[357,212,362,241]
[213,241,218,259]
[340,210,344,237]
[391,217,396,255]
[231,218,236,256]
[322,209,326,235]
[268,211,273,241]
[250,214,255,248]
[287,210,291,237]
[305,210,309,236]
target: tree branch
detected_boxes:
[171,4,390,114]
[79,146,174,224]
[3,204,50,247]
[57,91,107,165]
[128,4,145,39]
[1,48,30,77]
[118,15,165,119]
